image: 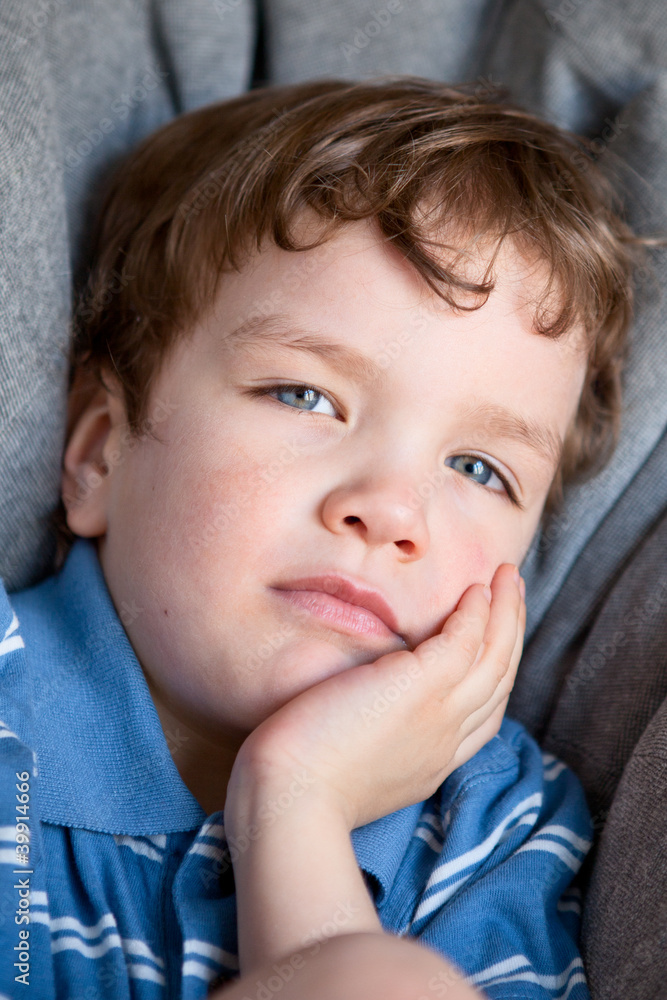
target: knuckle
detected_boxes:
[458,634,480,662]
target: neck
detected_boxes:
[145,679,245,816]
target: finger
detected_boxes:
[455,580,526,741]
[412,582,492,687]
[507,578,527,680]
[467,563,522,694]
[451,697,509,771]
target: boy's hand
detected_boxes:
[226,563,525,833]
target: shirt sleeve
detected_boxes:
[0,583,55,998]
[393,718,592,1000]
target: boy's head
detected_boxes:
[59,77,643,739]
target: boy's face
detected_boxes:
[65,217,586,743]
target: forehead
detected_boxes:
[211,216,587,379]
[195,219,587,479]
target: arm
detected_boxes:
[225,774,382,970]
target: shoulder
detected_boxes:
[0,561,70,750]
[0,574,31,741]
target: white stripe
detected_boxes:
[422,793,542,891]
[145,834,167,848]
[28,911,50,926]
[113,835,164,863]
[482,957,583,990]
[418,812,444,835]
[3,613,20,640]
[498,813,539,843]
[0,728,19,740]
[51,932,122,959]
[544,762,568,781]
[199,822,225,840]
[184,938,238,969]
[484,971,584,992]
[557,900,582,913]
[516,839,583,872]
[0,635,24,656]
[188,842,227,863]
[541,752,558,764]
[415,827,442,851]
[29,890,48,907]
[0,849,21,864]
[413,799,547,924]
[556,973,588,1000]
[121,938,165,968]
[470,953,531,984]
[537,825,591,853]
[182,959,218,981]
[412,873,471,921]
[50,914,117,938]
[0,826,18,840]
[127,963,166,985]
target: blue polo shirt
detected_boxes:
[0,538,592,999]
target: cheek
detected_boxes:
[462,539,488,578]
[453,524,523,589]
[172,445,296,565]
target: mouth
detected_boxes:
[269,574,407,645]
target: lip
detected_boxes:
[270,574,405,643]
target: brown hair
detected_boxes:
[56,75,649,558]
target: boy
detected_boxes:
[0,77,642,999]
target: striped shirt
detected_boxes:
[0,538,592,999]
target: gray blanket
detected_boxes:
[1,2,666,996]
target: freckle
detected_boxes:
[164,609,168,616]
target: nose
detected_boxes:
[320,477,431,561]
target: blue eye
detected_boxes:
[249,382,339,417]
[445,455,507,494]
[273,384,337,415]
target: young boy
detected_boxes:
[0,77,642,1000]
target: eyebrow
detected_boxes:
[223,312,384,386]
[224,312,564,470]
[458,403,565,470]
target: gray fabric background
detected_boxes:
[1,2,666,996]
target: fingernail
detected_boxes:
[519,577,526,599]
[482,585,492,604]
[513,566,521,585]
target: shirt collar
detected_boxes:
[11,538,423,896]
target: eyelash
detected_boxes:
[246,382,523,508]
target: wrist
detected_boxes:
[224,752,352,842]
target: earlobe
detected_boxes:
[61,385,123,538]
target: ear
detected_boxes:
[61,378,126,538]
